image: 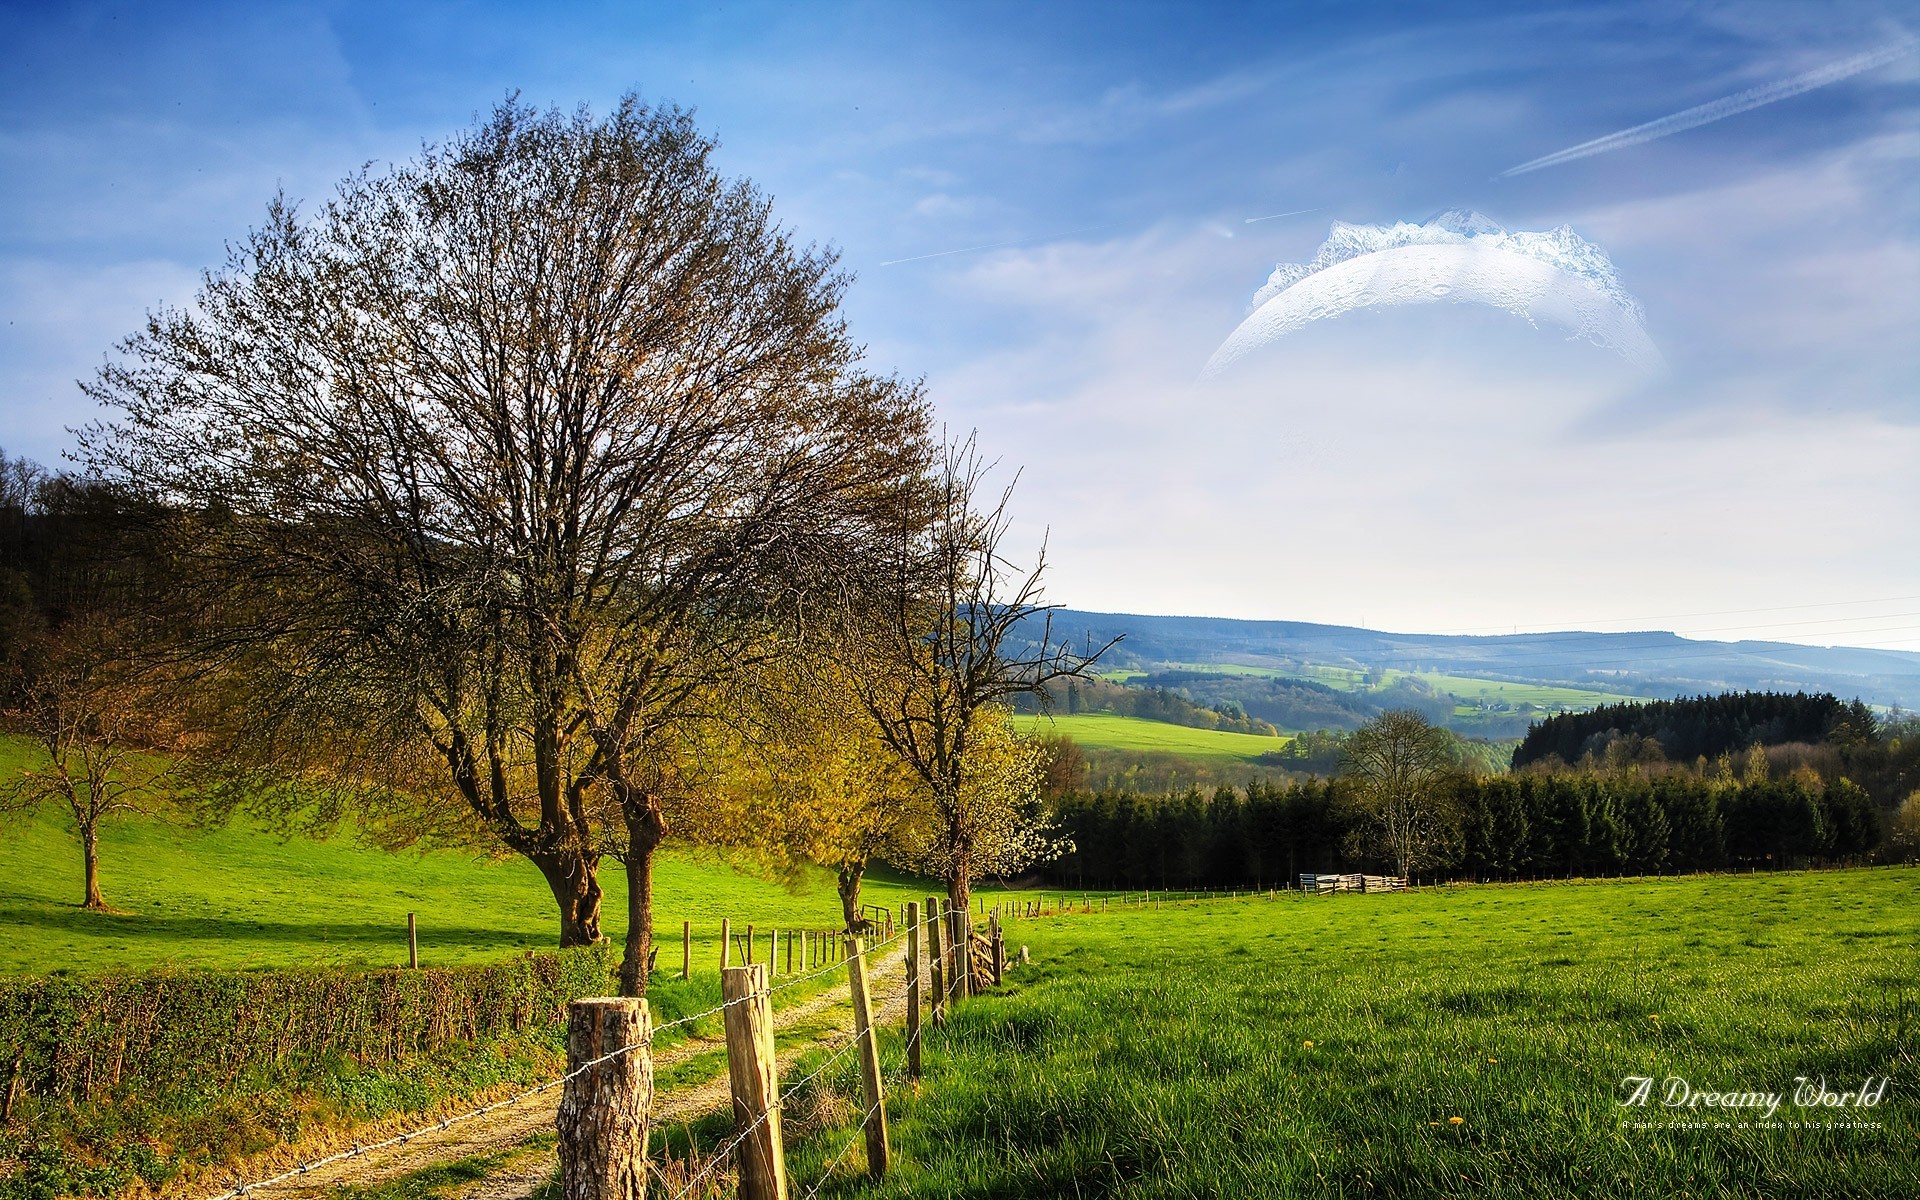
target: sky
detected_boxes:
[2,0,1917,650]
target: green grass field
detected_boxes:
[0,735,949,977]
[1014,712,1289,762]
[790,870,1920,1198]
[1158,661,1635,711]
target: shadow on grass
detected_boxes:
[0,901,545,955]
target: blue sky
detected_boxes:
[3,1,1917,649]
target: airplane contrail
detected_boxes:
[1500,35,1917,178]
[877,222,1127,267]
[1244,207,1322,224]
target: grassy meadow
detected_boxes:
[0,735,947,977]
[1014,712,1289,762]
[784,869,1920,1198]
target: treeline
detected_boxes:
[1045,771,1883,889]
[1513,690,1875,769]
[0,455,168,682]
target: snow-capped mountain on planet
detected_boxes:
[1249,209,1643,325]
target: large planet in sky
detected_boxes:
[1204,209,1662,377]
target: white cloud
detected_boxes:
[915,209,1920,650]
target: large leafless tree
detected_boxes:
[82,96,929,991]
[854,437,1115,914]
[1340,709,1460,877]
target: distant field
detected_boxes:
[0,734,953,976]
[1156,661,1634,710]
[1015,711,1288,761]
[839,869,1920,1197]
[1404,670,1639,709]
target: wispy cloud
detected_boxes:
[1499,35,1917,177]
[1243,207,1321,224]
[876,222,1128,267]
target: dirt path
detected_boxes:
[460,952,921,1200]
[207,947,914,1200]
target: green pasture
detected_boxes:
[0,736,959,978]
[1158,660,1634,710]
[1014,712,1288,762]
[793,868,1920,1197]
[1407,671,1639,710]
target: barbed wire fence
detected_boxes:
[197,902,1013,1200]
[655,925,933,1200]
[198,919,912,1200]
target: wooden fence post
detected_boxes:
[768,928,777,974]
[746,924,755,965]
[926,897,946,1029]
[950,906,973,1002]
[904,900,923,1079]
[720,918,731,972]
[557,997,652,1200]
[844,935,891,1176]
[681,921,691,980]
[989,913,1004,987]
[721,963,787,1200]
[785,929,794,976]
[407,912,418,969]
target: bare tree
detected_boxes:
[81,96,929,991]
[853,436,1116,914]
[1340,709,1459,877]
[3,617,176,910]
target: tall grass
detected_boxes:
[792,870,1919,1197]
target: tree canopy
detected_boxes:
[80,95,931,991]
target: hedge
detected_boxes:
[0,947,612,1107]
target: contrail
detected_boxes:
[877,222,1126,267]
[1500,35,1918,178]
[1244,207,1321,224]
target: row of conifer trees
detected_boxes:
[1044,771,1881,889]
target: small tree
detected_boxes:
[853,437,1114,914]
[1886,789,1920,862]
[887,706,1069,888]
[692,665,921,932]
[3,618,176,909]
[1340,709,1459,877]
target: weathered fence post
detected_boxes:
[681,921,691,980]
[905,900,923,1079]
[746,924,755,964]
[407,911,418,969]
[722,963,788,1200]
[926,897,946,1029]
[989,912,1004,987]
[844,935,891,1176]
[720,918,732,972]
[949,906,973,1002]
[557,997,652,1200]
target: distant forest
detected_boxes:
[1512,691,1878,769]
[1045,771,1882,889]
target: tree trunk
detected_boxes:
[531,847,604,948]
[619,797,667,997]
[836,861,865,932]
[946,837,973,919]
[81,824,105,911]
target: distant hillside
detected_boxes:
[1032,609,1920,712]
